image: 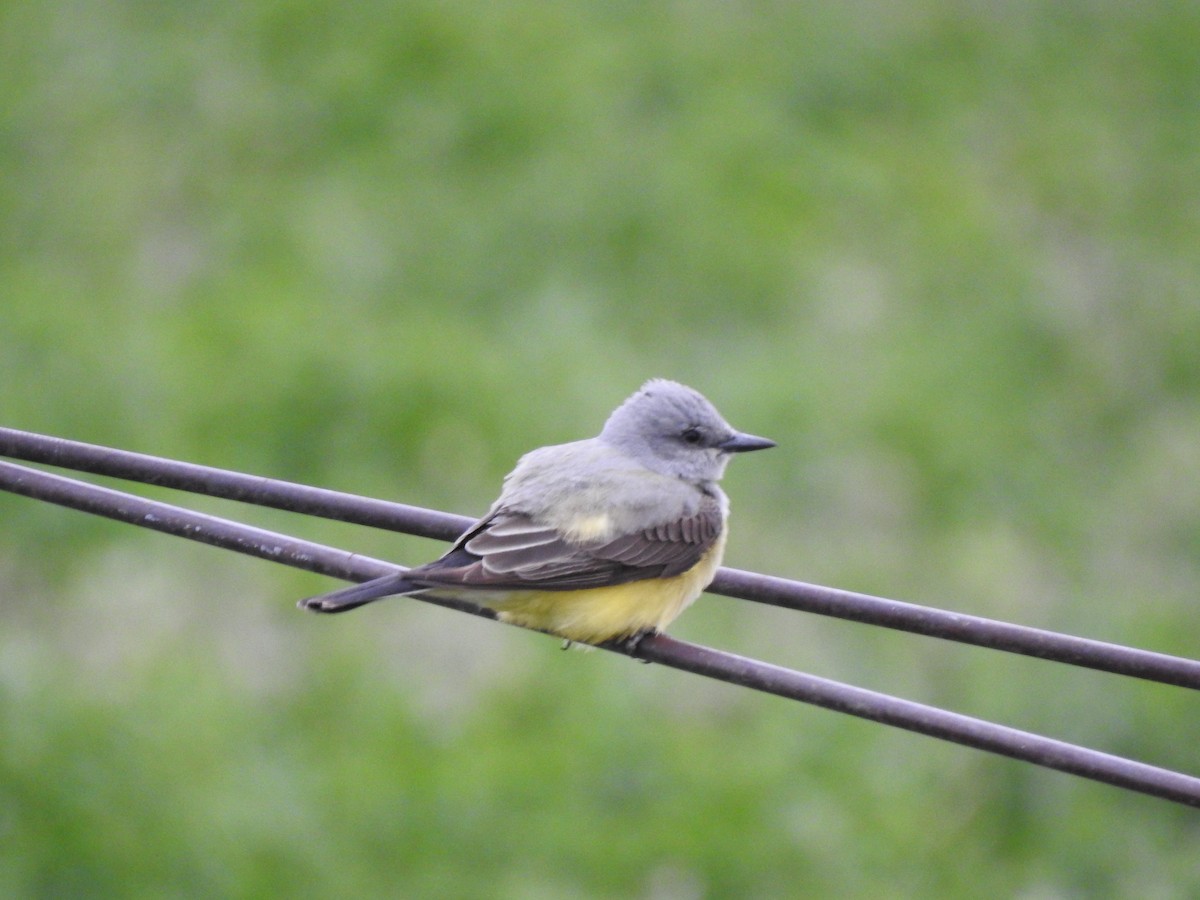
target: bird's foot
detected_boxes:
[618,629,657,661]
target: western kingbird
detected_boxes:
[299,379,774,643]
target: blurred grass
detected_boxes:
[3,0,1200,895]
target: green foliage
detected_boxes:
[3,0,1200,895]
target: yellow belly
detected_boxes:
[431,536,726,644]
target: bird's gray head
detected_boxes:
[598,379,775,484]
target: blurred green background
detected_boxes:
[3,0,1199,895]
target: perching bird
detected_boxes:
[299,379,774,644]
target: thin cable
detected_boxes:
[711,569,1200,689]
[2,457,1198,809]
[2,426,1199,689]
[0,459,482,618]
[0,426,467,540]
[630,635,1200,808]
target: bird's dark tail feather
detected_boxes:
[298,573,416,614]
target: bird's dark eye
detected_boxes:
[681,426,704,445]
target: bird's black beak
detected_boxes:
[718,432,776,453]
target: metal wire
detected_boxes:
[3,426,1199,689]
[2,456,1199,808]
[0,459,489,619]
[0,426,468,540]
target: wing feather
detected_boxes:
[404,495,724,592]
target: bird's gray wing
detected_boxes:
[403,496,723,592]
